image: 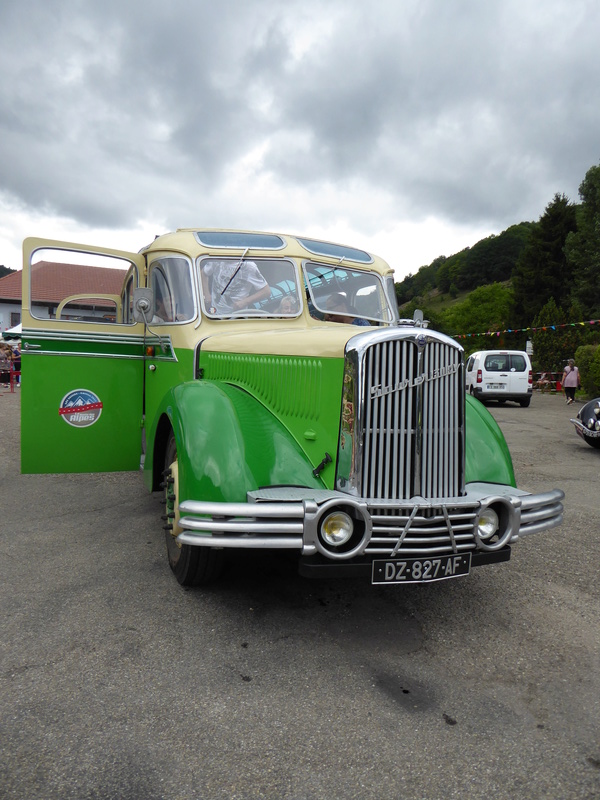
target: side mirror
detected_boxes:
[133,288,154,323]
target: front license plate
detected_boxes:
[372,553,471,584]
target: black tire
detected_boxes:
[164,431,224,586]
[582,433,600,450]
[519,398,531,408]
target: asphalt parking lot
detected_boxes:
[1,388,599,800]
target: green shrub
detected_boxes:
[581,344,600,398]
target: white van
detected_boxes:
[465,350,533,407]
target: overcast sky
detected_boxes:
[1,0,599,279]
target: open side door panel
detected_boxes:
[21,237,147,473]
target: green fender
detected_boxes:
[464,394,516,487]
[144,381,325,502]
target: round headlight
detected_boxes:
[478,506,499,540]
[321,511,354,546]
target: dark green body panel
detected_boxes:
[144,381,325,502]
[197,351,345,488]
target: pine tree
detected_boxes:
[511,194,577,327]
[566,164,600,316]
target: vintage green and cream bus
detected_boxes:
[20,230,564,586]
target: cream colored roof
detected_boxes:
[143,228,393,276]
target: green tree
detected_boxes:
[464,223,533,287]
[439,282,514,344]
[566,164,600,316]
[531,299,567,372]
[435,259,450,293]
[512,194,577,327]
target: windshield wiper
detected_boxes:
[217,247,249,301]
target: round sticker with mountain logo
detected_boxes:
[59,389,103,428]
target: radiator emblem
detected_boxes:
[370,362,460,399]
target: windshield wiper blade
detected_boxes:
[218,247,249,300]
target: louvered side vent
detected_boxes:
[360,335,464,500]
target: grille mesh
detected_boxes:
[361,337,464,500]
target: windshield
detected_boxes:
[198,257,301,318]
[303,262,395,325]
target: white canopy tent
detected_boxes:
[2,323,21,340]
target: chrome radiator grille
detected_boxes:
[336,330,465,501]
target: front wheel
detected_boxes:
[163,431,224,586]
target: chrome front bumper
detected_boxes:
[571,417,600,439]
[176,483,564,560]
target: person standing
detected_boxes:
[562,359,580,405]
[0,343,11,387]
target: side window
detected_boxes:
[29,248,135,324]
[466,356,474,371]
[149,257,195,324]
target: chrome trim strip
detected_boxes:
[23,350,149,360]
[179,518,303,534]
[21,330,175,360]
[21,329,145,345]
[177,533,307,550]
[179,500,305,517]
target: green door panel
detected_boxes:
[465,394,516,487]
[21,347,144,474]
[145,381,325,503]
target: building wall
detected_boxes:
[0,301,22,332]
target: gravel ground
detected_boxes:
[0,388,599,800]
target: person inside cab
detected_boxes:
[151,293,173,324]
[324,293,370,326]
[201,259,271,315]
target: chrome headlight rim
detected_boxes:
[474,498,518,551]
[314,500,371,559]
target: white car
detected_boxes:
[465,350,533,407]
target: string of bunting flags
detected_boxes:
[452,319,600,339]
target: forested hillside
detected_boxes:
[396,221,535,306]
[395,162,600,373]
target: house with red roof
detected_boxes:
[0,262,126,333]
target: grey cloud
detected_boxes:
[0,0,599,235]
